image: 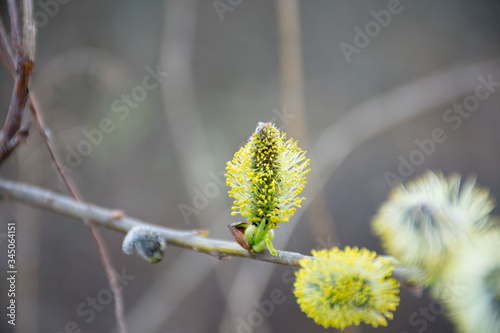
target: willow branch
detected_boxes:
[0,177,416,283]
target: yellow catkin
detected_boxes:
[225,122,309,230]
[293,246,400,329]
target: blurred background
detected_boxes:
[1,0,500,332]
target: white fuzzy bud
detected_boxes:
[122,227,167,263]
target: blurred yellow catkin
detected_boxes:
[372,171,495,284]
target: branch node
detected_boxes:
[110,210,126,220]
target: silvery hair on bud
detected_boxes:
[122,226,167,263]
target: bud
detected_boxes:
[122,226,167,263]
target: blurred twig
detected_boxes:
[127,1,232,331]
[160,0,213,193]
[0,177,416,282]
[275,0,338,246]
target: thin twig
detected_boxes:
[0,177,416,282]
[23,0,36,60]
[7,0,21,53]
[28,96,128,333]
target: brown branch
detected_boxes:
[0,56,33,164]
[1,121,30,153]
[0,177,417,283]
[1,57,32,139]
[0,0,31,164]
